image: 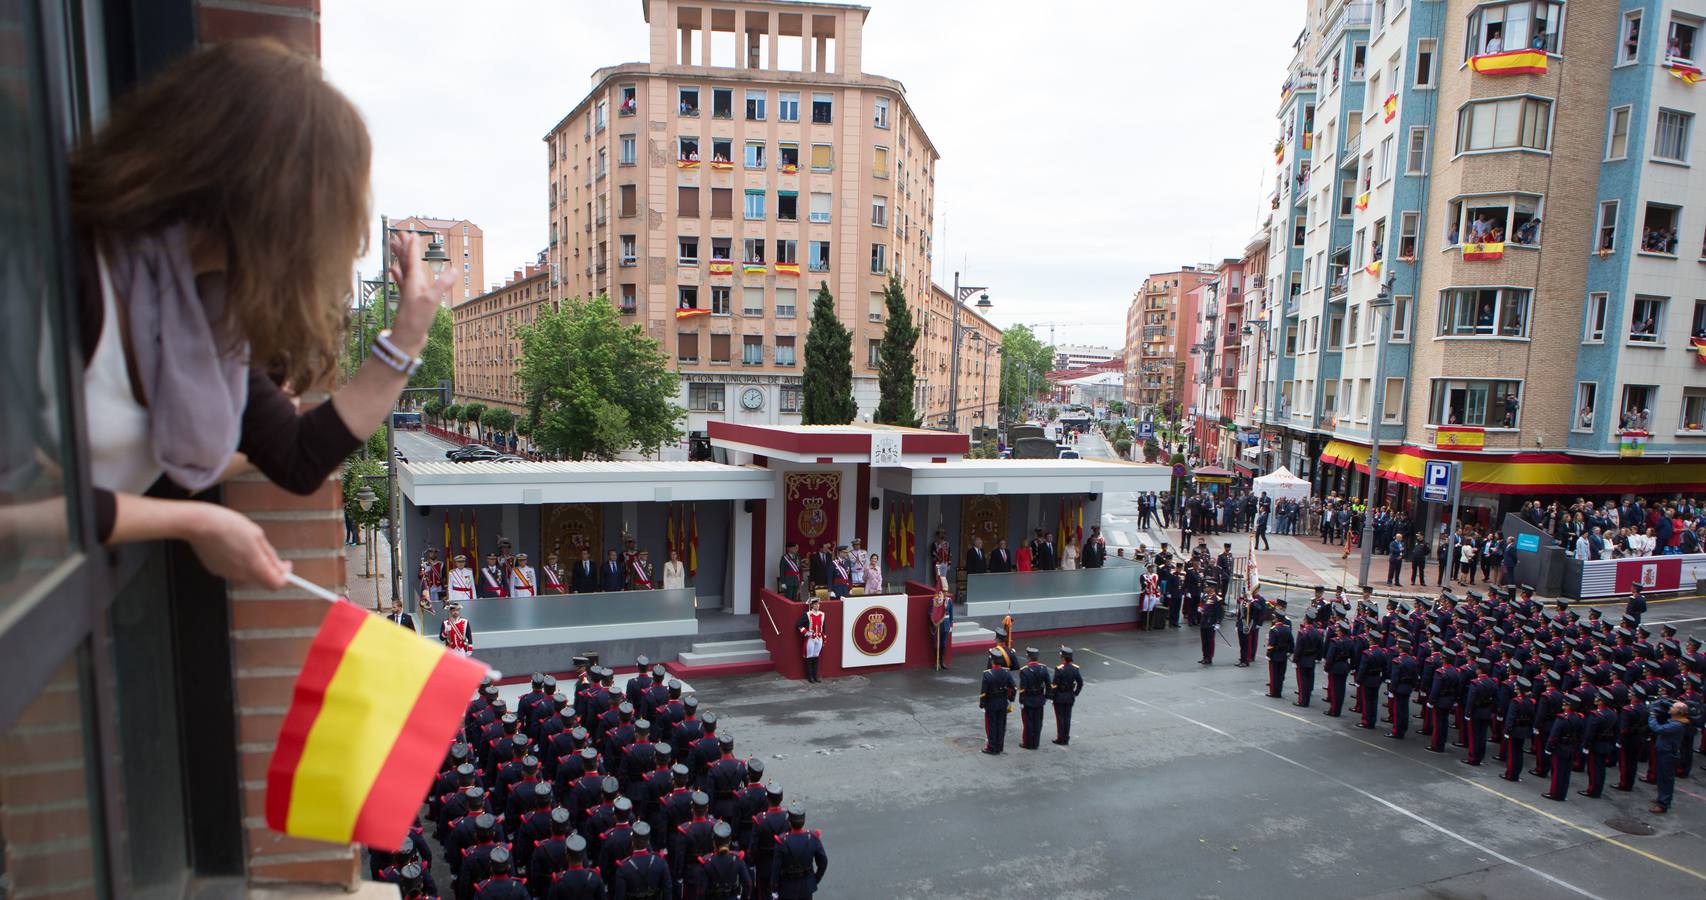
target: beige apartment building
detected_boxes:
[392,215,484,306]
[921,281,1002,432]
[451,257,551,412]
[1124,267,1214,409]
[544,0,938,432]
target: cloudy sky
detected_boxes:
[324,1,1299,348]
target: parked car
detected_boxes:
[448,446,503,462]
[1058,449,1081,459]
[491,455,528,463]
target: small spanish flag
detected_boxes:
[675,307,711,320]
[1354,192,1370,211]
[708,260,734,275]
[1470,49,1549,76]
[1462,241,1505,261]
[1363,260,1382,277]
[1668,62,1704,84]
[676,159,700,169]
[1382,93,1398,122]
[266,601,486,848]
[1693,336,1706,363]
[1434,426,1486,451]
[780,164,798,174]
[773,263,801,276]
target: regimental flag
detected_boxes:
[1668,61,1704,84]
[773,263,801,276]
[1434,426,1486,451]
[470,510,478,564]
[1470,48,1549,76]
[666,504,677,561]
[458,512,467,560]
[443,511,451,558]
[708,260,734,275]
[1302,131,1313,151]
[1462,241,1505,261]
[742,262,767,275]
[1363,260,1382,277]
[1355,192,1370,211]
[689,503,699,576]
[675,307,711,320]
[709,160,734,170]
[1620,430,1650,458]
[1382,93,1398,122]
[901,500,915,567]
[266,601,486,848]
[676,159,700,169]
[1075,497,1084,544]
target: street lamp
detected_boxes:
[1357,276,1398,590]
[1242,319,1274,473]
[354,485,378,511]
[945,270,991,434]
[980,343,1000,427]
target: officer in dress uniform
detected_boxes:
[508,553,537,598]
[1323,624,1353,717]
[748,784,789,899]
[1292,617,1325,706]
[1501,677,1536,782]
[1462,659,1498,766]
[479,553,508,598]
[525,808,575,895]
[1266,615,1294,698]
[440,603,474,656]
[541,552,567,594]
[1354,637,1389,730]
[796,598,826,683]
[1543,694,1588,801]
[420,548,445,610]
[1051,647,1083,745]
[448,554,476,604]
[692,821,754,900]
[778,541,804,600]
[980,648,1017,755]
[1197,589,1224,666]
[1017,648,1050,750]
[770,804,829,900]
[470,846,528,900]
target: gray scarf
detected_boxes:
[105,224,249,492]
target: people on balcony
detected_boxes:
[1483,26,1504,55]
[1643,227,1679,254]
[1512,217,1540,245]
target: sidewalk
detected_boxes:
[342,530,396,611]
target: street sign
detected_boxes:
[1171,463,1187,477]
[1137,421,1155,439]
[1516,533,1540,552]
[1421,460,1459,504]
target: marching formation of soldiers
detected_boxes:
[369,654,828,899]
[1256,583,1703,813]
[979,641,1083,754]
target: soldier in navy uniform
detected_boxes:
[1462,659,1498,765]
[778,541,804,600]
[526,808,576,896]
[1581,689,1619,797]
[692,821,754,900]
[1543,694,1588,801]
[980,648,1017,755]
[770,804,829,899]
[1354,637,1388,729]
[1323,624,1353,717]
[670,791,717,895]
[1386,639,1420,738]
[1017,648,1051,750]
[1426,654,1461,754]
[1501,677,1536,782]
[1197,588,1225,665]
[470,846,529,900]
[1292,618,1324,706]
[748,783,789,898]
[1266,615,1294,698]
[456,814,509,900]
[543,834,604,900]
[612,822,671,899]
[1051,647,1083,745]
[706,734,749,821]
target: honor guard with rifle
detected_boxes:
[980,648,1017,755]
[1017,648,1051,750]
[1052,647,1083,745]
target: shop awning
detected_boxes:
[1318,439,1706,495]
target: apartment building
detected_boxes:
[1252,0,1706,522]
[452,256,551,412]
[920,281,1003,431]
[1123,267,1215,409]
[543,0,939,433]
[392,215,485,305]
[1232,230,1275,469]
[1054,343,1120,370]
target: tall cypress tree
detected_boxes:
[873,274,920,427]
[800,281,856,424]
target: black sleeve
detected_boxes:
[94,487,117,543]
[237,370,361,495]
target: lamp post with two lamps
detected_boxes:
[1241,317,1275,473]
[945,271,992,433]
[1356,276,1398,590]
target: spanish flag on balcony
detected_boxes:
[675,307,711,320]
[266,601,486,848]
[1462,241,1505,261]
[773,263,801,276]
[1668,61,1704,84]
[1354,192,1369,211]
[780,164,798,174]
[1470,48,1549,76]
[743,262,767,275]
[1434,426,1485,451]
[1382,93,1398,122]
[708,260,734,275]
[1620,430,1650,458]
[1693,335,1706,363]
[676,159,700,169]
[1363,260,1382,277]
[709,160,734,170]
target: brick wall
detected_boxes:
[0,658,98,900]
[194,0,358,887]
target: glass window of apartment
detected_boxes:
[807,240,831,272]
[777,337,798,367]
[1573,382,1597,431]
[775,239,798,265]
[873,146,890,178]
[1670,14,1702,62]
[1466,1,1563,57]
[620,84,637,115]
[1682,389,1706,432]
[1397,211,1420,259]
[776,287,798,318]
[1415,39,1436,87]
[744,189,766,220]
[620,234,637,266]
[596,100,608,132]
[1405,128,1428,174]
[1438,287,1531,337]
[774,144,799,174]
[812,93,834,124]
[809,192,831,223]
[744,140,766,169]
[743,286,765,316]
[711,187,732,220]
[743,237,766,264]
[742,335,764,365]
[1347,305,1362,347]
[1456,97,1552,153]
[710,333,731,363]
[1630,295,1666,343]
[1655,109,1692,162]
[1605,107,1631,160]
[1327,314,1344,351]
[711,236,732,262]
[1446,193,1542,245]
[1283,324,1298,355]
[1293,216,1306,247]
[779,91,800,122]
[871,195,888,226]
[620,283,638,314]
[1584,292,1608,342]
[710,286,731,316]
[1383,377,1405,422]
[1365,71,1382,119]
[873,97,890,128]
[867,338,881,368]
[870,244,887,273]
[1390,294,1412,341]
[688,382,723,410]
[678,235,699,265]
[1623,11,1644,65]
[1375,136,1393,183]
[620,184,638,217]
[597,148,607,177]
[679,285,701,311]
[620,134,637,166]
[1621,384,1656,430]
[1641,202,1681,254]
[678,184,700,217]
[679,86,700,116]
[1351,42,1367,79]
[1431,379,1522,427]
[746,89,767,121]
[678,136,699,161]
[1598,200,1620,252]
[1353,227,1367,267]
[811,144,833,172]
[712,87,733,119]
[867,292,885,323]
[705,138,729,166]
[1694,300,1706,339]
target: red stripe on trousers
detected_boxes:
[265,601,369,832]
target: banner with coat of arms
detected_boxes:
[541,503,602,563]
[784,472,841,554]
[840,593,907,667]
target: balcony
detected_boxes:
[1315,1,1372,70]
[1341,131,1361,160]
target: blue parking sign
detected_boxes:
[1422,460,1456,504]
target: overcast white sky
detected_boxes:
[324,1,1299,348]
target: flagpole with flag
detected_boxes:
[666,504,676,562]
[690,502,700,576]
[470,510,479,564]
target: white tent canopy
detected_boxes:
[1252,466,1311,502]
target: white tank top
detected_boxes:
[84,252,160,494]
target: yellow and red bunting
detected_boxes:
[1470,49,1549,76]
[676,159,700,169]
[708,261,734,275]
[1462,241,1505,261]
[1354,192,1370,211]
[675,307,711,320]
[689,502,699,576]
[773,263,801,276]
[709,160,734,170]
[1434,426,1485,451]
[742,263,767,275]
[1363,260,1382,277]
[267,601,485,848]
[1320,438,1706,493]
[1693,336,1706,363]
[1382,93,1398,122]
[1668,62,1704,84]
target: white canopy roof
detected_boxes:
[399,460,774,506]
[876,458,1172,496]
[1252,466,1311,501]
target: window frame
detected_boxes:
[1621,10,1644,67]
[1405,127,1429,174]
[1628,294,1668,346]
[1653,108,1693,164]
[1436,286,1533,339]
[1606,106,1631,161]
[1597,200,1620,253]
[1573,381,1598,433]
[746,89,767,121]
[678,86,700,117]
[873,97,890,129]
[779,92,801,122]
[1414,39,1437,89]
[1454,95,1554,156]
[1464,1,1565,60]
[1428,378,1525,428]
[1584,292,1607,343]
[1397,211,1420,260]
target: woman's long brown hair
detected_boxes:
[70,38,370,390]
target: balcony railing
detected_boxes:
[1315,1,1372,70]
[1341,131,1361,159]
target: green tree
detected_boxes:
[800,281,856,424]
[872,274,920,427]
[1114,438,1132,458]
[461,403,486,439]
[444,403,463,424]
[999,325,1054,421]
[423,398,445,421]
[341,456,387,527]
[517,295,683,460]
[481,406,516,436]
[408,306,455,396]
[1142,436,1161,462]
